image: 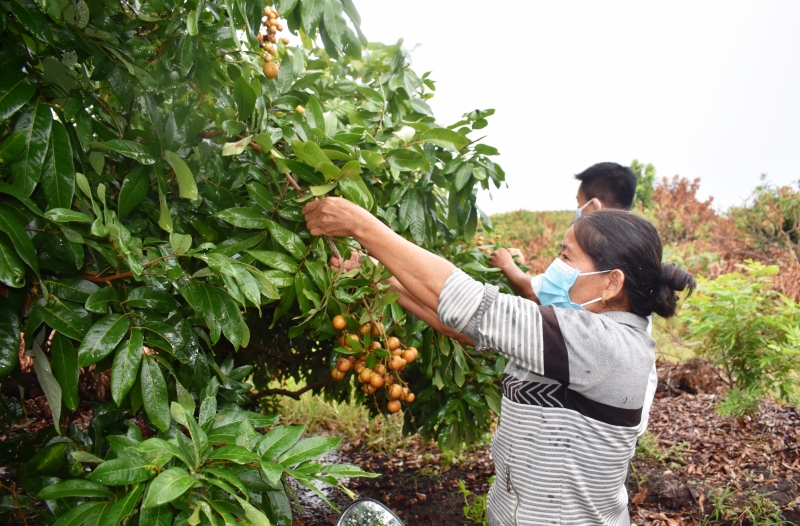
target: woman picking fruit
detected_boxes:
[303,197,695,526]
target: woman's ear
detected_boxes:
[603,269,626,303]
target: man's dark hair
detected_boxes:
[574,162,637,210]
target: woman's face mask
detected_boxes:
[538,258,611,310]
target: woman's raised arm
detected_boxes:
[302,197,455,314]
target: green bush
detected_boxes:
[683,260,800,416]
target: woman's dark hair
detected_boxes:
[573,210,696,318]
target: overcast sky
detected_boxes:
[356,1,800,214]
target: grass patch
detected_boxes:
[267,378,414,456]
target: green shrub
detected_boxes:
[683,260,800,416]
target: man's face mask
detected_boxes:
[576,198,602,218]
[538,258,611,310]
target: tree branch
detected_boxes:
[250,379,334,401]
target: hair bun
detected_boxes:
[652,263,697,318]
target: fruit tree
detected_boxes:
[0,0,508,521]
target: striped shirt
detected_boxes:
[439,270,654,525]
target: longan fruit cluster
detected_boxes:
[330,315,418,414]
[258,5,291,79]
[475,235,497,254]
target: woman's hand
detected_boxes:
[330,251,362,273]
[302,197,370,238]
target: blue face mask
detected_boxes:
[538,258,611,310]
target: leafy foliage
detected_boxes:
[630,158,656,209]
[0,0,507,520]
[683,261,800,416]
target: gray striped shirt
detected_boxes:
[438,270,654,525]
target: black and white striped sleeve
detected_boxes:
[438,269,569,382]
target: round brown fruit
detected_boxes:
[489,239,496,245]
[257,32,264,43]
[353,359,366,374]
[391,349,403,357]
[388,355,406,371]
[267,25,277,34]
[370,322,384,337]
[263,62,279,79]
[388,384,403,400]
[295,105,305,114]
[264,7,270,15]
[264,44,275,53]
[332,315,346,331]
[359,323,371,336]
[386,336,400,351]
[384,374,395,386]
[277,23,284,31]
[358,368,373,384]
[401,348,417,364]
[387,400,401,413]
[281,37,290,45]
[369,374,385,388]
[361,384,370,394]
[366,384,377,394]
[331,369,345,381]
[336,357,351,372]
[370,341,382,350]
[373,364,387,376]
[344,334,358,348]
[264,54,272,62]
[476,239,484,246]
[405,392,416,403]
[269,34,277,43]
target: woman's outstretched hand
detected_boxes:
[302,197,368,238]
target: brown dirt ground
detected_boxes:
[295,360,799,526]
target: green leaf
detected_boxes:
[421,128,469,152]
[43,208,93,223]
[41,120,75,210]
[266,220,306,260]
[11,99,52,195]
[85,286,118,313]
[0,207,38,275]
[29,442,68,474]
[222,134,254,156]
[71,450,104,463]
[111,329,143,405]
[158,189,172,232]
[279,436,342,467]
[258,425,304,460]
[10,0,51,42]
[170,232,192,255]
[0,232,25,288]
[125,287,178,313]
[0,73,36,123]
[140,356,170,432]
[282,159,325,185]
[0,301,20,376]
[39,480,113,499]
[247,182,275,211]
[51,333,79,411]
[88,457,154,486]
[141,467,195,508]
[208,445,259,464]
[30,345,62,432]
[138,503,173,526]
[247,251,298,273]
[163,150,198,200]
[260,459,283,486]
[92,140,157,165]
[301,0,326,36]
[214,207,270,229]
[454,163,473,192]
[77,314,131,368]
[33,299,92,339]
[322,0,347,51]
[102,484,144,525]
[0,132,26,163]
[217,288,249,350]
[233,77,256,121]
[118,166,150,219]
[52,501,106,526]
[322,464,380,479]
[338,172,374,210]
[410,98,433,116]
[386,149,426,171]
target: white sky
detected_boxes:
[357,1,800,214]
